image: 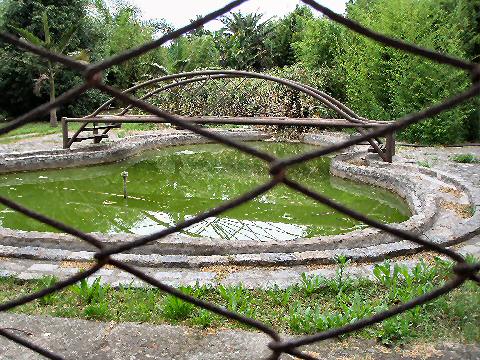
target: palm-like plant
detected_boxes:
[10,11,85,126]
[218,12,274,70]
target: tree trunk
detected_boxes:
[49,70,57,127]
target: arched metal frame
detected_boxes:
[62,70,394,161]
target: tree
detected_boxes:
[266,5,314,68]
[91,0,169,88]
[167,34,220,73]
[0,0,103,121]
[10,11,83,126]
[296,0,475,143]
[216,12,274,70]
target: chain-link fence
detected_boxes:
[0,0,479,359]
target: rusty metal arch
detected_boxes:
[63,70,391,160]
[89,70,371,123]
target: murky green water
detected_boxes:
[0,142,410,241]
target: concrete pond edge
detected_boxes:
[0,129,479,268]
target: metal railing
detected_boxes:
[0,0,479,359]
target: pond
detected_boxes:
[0,142,410,241]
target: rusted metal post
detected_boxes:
[385,131,396,163]
[61,117,69,149]
[121,171,129,199]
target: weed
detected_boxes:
[288,302,349,334]
[266,285,293,306]
[373,261,396,287]
[0,258,478,345]
[378,312,413,345]
[71,277,107,304]
[84,302,109,319]
[300,273,324,296]
[218,284,249,312]
[332,255,352,294]
[191,309,215,328]
[288,302,314,333]
[118,287,156,322]
[451,153,478,163]
[338,292,373,322]
[417,160,431,168]
[161,287,195,321]
[37,276,58,305]
[465,253,479,264]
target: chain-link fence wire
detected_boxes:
[0,0,479,359]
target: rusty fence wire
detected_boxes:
[0,0,479,359]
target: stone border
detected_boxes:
[0,130,478,267]
[0,240,478,289]
[0,129,268,173]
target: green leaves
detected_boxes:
[9,10,80,55]
[56,24,79,53]
[71,277,107,304]
[9,25,44,47]
[217,12,274,70]
[70,49,90,63]
[41,11,51,47]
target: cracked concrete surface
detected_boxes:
[1,313,479,360]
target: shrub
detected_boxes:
[294,0,477,144]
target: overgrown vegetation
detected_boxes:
[0,257,479,345]
[0,0,479,143]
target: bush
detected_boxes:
[294,0,477,144]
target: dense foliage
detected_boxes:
[0,0,478,143]
[0,0,97,119]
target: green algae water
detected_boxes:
[0,142,410,241]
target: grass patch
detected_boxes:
[120,123,158,131]
[116,123,159,138]
[1,122,61,137]
[417,160,431,168]
[0,122,83,143]
[0,257,478,346]
[451,153,479,164]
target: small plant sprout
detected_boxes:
[161,287,195,321]
[71,277,107,305]
[300,273,324,296]
[334,254,351,294]
[38,275,58,305]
